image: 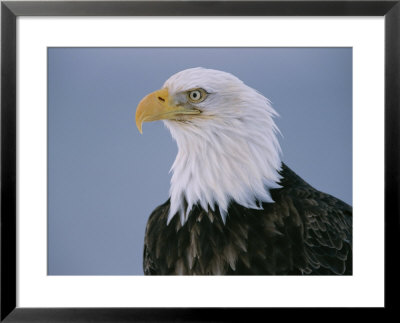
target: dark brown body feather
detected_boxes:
[143,164,352,275]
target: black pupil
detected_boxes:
[192,92,198,98]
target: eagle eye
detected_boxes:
[187,88,207,103]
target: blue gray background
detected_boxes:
[48,48,352,275]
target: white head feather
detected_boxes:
[162,68,282,224]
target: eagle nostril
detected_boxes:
[158,97,165,102]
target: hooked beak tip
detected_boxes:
[136,122,143,134]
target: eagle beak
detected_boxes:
[135,88,200,134]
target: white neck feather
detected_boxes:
[164,82,282,225]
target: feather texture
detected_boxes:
[143,164,352,275]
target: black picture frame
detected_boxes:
[1,0,398,321]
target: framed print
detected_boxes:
[1,0,399,321]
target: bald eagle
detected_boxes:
[136,67,352,275]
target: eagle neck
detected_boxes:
[164,117,282,225]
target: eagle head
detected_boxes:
[136,67,282,224]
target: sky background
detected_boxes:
[48,47,352,275]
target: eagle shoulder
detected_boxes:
[274,164,352,275]
[143,200,171,275]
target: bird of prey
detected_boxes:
[135,67,352,275]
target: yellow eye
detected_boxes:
[188,89,207,103]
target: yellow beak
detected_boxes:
[135,88,201,133]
